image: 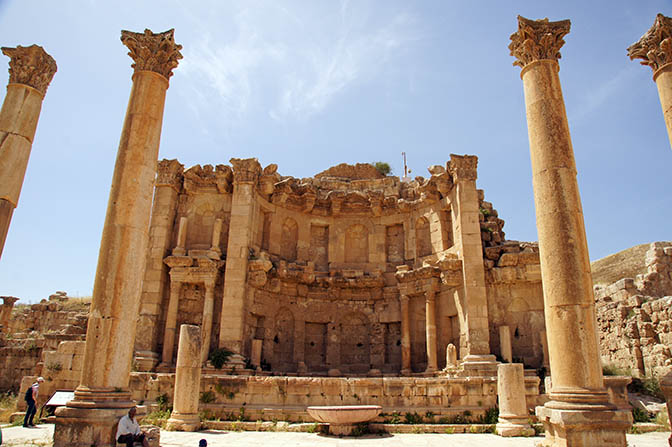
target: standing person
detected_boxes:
[22,377,44,427]
[116,407,149,447]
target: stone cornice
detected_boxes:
[156,159,184,191]
[120,28,182,80]
[448,154,478,182]
[628,14,672,73]
[509,16,571,69]
[231,158,262,184]
[1,45,57,95]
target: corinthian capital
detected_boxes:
[230,158,262,184]
[448,154,478,182]
[628,14,672,73]
[120,28,183,80]
[156,159,184,191]
[1,45,57,95]
[509,16,571,69]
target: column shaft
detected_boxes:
[0,45,57,259]
[400,295,411,374]
[425,290,438,372]
[167,324,202,431]
[521,60,603,394]
[655,66,672,149]
[162,280,182,365]
[200,282,215,364]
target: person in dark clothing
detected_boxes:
[23,377,44,427]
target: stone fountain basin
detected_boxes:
[306,405,382,425]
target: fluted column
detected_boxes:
[54,29,182,447]
[135,159,183,371]
[200,280,215,364]
[510,16,630,446]
[424,283,438,373]
[400,294,411,375]
[628,14,672,150]
[161,279,182,365]
[0,46,56,259]
[219,158,261,353]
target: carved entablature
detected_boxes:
[448,154,478,183]
[156,159,184,192]
[1,45,57,95]
[120,28,183,80]
[164,256,224,286]
[509,16,571,69]
[628,14,672,73]
[395,265,440,296]
[231,158,262,185]
[183,164,233,194]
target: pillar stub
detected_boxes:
[1,45,57,95]
[628,14,672,78]
[508,15,570,71]
[121,28,183,81]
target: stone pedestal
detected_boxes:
[510,16,630,446]
[628,14,672,150]
[53,28,182,447]
[496,363,534,437]
[445,343,457,369]
[166,324,202,431]
[0,45,56,259]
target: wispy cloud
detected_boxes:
[569,67,637,124]
[176,1,419,128]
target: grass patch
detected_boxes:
[629,375,664,400]
[59,296,92,312]
[142,409,171,428]
[602,364,632,376]
[0,392,17,423]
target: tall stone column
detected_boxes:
[424,282,438,373]
[200,279,215,364]
[0,45,56,259]
[161,278,183,366]
[135,159,183,371]
[628,14,672,150]
[219,158,261,353]
[400,294,411,375]
[54,29,182,447]
[448,154,496,371]
[166,324,202,431]
[509,16,630,446]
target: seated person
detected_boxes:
[116,406,149,447]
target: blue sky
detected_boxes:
[0,0,670,302]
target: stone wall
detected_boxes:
[128,373,541,422]
[595,242,672,378]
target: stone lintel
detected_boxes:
[509,15,571,70]
[120,28,183,80]
[1,45,57,95]
[628,14,672,73]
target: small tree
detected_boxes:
[373,161,392,176]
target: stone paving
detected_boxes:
[1,424,670,447]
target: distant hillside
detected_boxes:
[590,243,651,287]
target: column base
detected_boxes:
[53,406,132,447]
[166,412,201,431]
[134,351,160,372]
[535,402,632,447]
[496,417,535,437]
[458,354,498,377]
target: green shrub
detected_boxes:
[404,412,423,424]
[632,407,653,423]
[629,375,664,400]
[477,407,499,425]
[602,364,632,376]
[200,391,216,404]
[209,348,233,369]
[373,161,392,176]
[156,393,170,411]
[143,409,171,428]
